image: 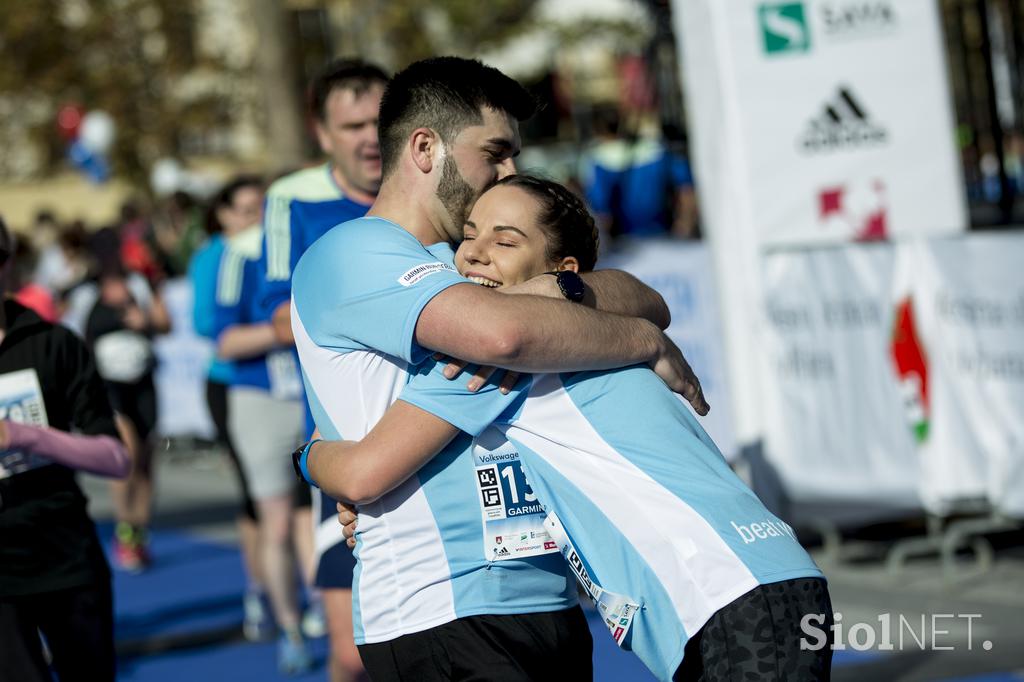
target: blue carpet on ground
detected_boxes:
[104,525,1012,681]
[937,671,1024,675]
[117,637,330,681]
[98,522,249,642]
[585,610,656,680]
[832,648,885,666]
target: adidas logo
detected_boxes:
[799,86,887,153]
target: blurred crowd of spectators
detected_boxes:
[22,192,205,317]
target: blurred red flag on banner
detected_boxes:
[891,297,929,442]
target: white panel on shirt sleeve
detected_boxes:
[265,195,291,281]
[216,250,246,306]
[509,374,758,636]
[292,306,458,642]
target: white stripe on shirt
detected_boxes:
[508,374,759,636]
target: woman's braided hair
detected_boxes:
[494,174,599,272]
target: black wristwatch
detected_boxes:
[292,439,322,487]
[546,270,586,303]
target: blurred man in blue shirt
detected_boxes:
[582,106,698,240]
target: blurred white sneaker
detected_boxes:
[301,598,327,639]
[242,590,273,642]
[278,633,313,676]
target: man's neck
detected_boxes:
[329,165,377,206]
[368,182,452,248]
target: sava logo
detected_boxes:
[758,2,896,57]
[821,2,897,39]
[799,87,887,154]
[758,3,810,55]
[397,261,456,287]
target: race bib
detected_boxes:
[472,429,558,561]
[267,350,303,400]
[544,511,642,647]
[0,369,51,479]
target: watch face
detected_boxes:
[558,271,586,302]
[291,444,306,481]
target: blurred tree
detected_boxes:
[0,0,648,186]
[251,0,306,169]
[0,0,225,186]
[328,0,541,70]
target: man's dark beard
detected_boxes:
[437,154,477,235]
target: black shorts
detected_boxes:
[358,606,593,682]
[312,488,355,589]
[205,380,257,521]
[0,579,115,682]
[105,374,157,443]
[675,577,833,682]
[293,477,312,508]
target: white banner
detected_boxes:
[760,245,920,504]
[756,234,1024,516]
[601,239,737,459]
[153,278,216,439]
[673,0,968,452]
[680,0,966,246]
[675,0,767,446]
[897,234,1024,516]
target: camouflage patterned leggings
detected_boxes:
[674,578,834,682]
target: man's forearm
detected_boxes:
[307,401,461,504]
[503,299,662,373]
[218,323,279,360]
[580,270,670,329]
[418,288,663,373]
[416,283,702,398]
[308,440,372,505]
[502,270,670,329]
[272,300,295,345]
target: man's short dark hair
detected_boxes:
[378,57,537,178]
[310,58,389,122]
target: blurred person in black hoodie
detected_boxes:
[0,216,130,682]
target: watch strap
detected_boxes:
[293,438,323,487]
[545,270,585,302]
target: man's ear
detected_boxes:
[558,257,580,273]
[314,121,331,155]
[409,128,439,174]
